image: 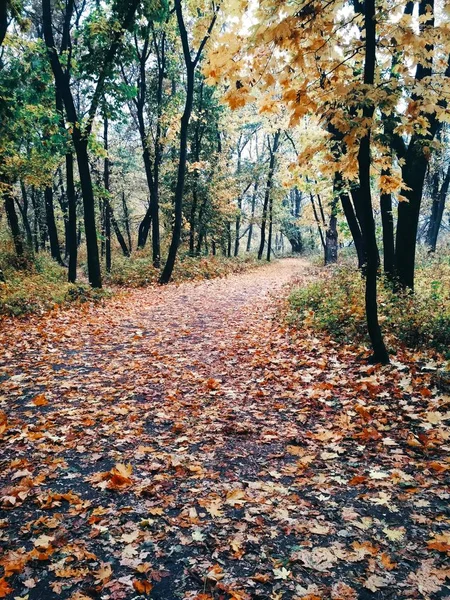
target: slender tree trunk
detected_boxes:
[4,188,24,257]
[45,185,64,265]
[66,152,77,283]
[103,118,112,273]
[380,173,395,279]
[19,182,33,247]
[325,183,338,265]
[258,131,280,260]
[266,192,273,261]
[310,193,326,250]
[246,180,258,252]
[427,162,450,252]
[226,221,232,257]
[73,136,102,287]
[159,58,195,283]
[30,186,40,253]
[122,191,132,252]
[336,174,365,268]
[357,0,389,364]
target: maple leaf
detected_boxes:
[383,526,406,542]
[225,489,247,505]
[94,562,113,584]
[0,579,13,599]
[32,393,48,406]
[364,575,391,592]
[427,533,450,552]
[273,567,291,580]
[133,579,153,594]
[206,564,225,582]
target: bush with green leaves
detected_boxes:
[288,252,450,357]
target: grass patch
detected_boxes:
[287,250,450,357]
[0,248,108,317]
[105,252,261,287]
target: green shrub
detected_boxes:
[288,255,450,356]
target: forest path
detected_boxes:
[1,258,449,600]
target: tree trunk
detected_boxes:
[246,180,258,252]
[325,183,338,265]
[19,182,33,247]
[357,0,389,364]
[394,0,440,290]
[30,186,40,253]
[258,131,280,260]
[4,189,24,257]
[266,192,273,261]
[427,162,450,252]
[66,152,77,283]
[159,4,197,285]
[122,191,132,252]
[309,193,326,250]
[73,136,102,287]
[45,185,64,265]
[336,177,365,268]
[380,175,395,279]
[104,117,111,273]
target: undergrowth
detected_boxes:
[288,250,450,357]
[0,248,107,317]
[105,252,260,287]
[0,243,262,316]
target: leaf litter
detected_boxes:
[0,258,449,599]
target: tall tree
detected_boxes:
[356,0,389,363]
[159,0,219,284]
[42,0,140,287]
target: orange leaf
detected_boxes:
[348,475,367,486]
[133,579,153,594]
[380,553,397,570]
[0,578,13,598]
[32,394,48,406]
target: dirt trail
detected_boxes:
[0,258,449,600]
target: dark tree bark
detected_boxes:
[4,187,24,257]
[42,0,139,287]
[45,185,64,265]
[132,23,165,267]
[122,191,132,253]
[380,170,395,279]
[335,173,365,268]
[246,180,258,252]
[160,0,218,284]
[427,161,450,252]
[393,0,450,289]
[0,0,7,47]
[258,130,280,260]
[104,117,111,273]
[66,152,77,282]
[226,221,232,257]
[266,190,273,261]
[325,183,338,265]
[30,186,40,253]
[357,0,389,364]
[103,116,130,261]
[309,193,326,250]
[18,181,33,247]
